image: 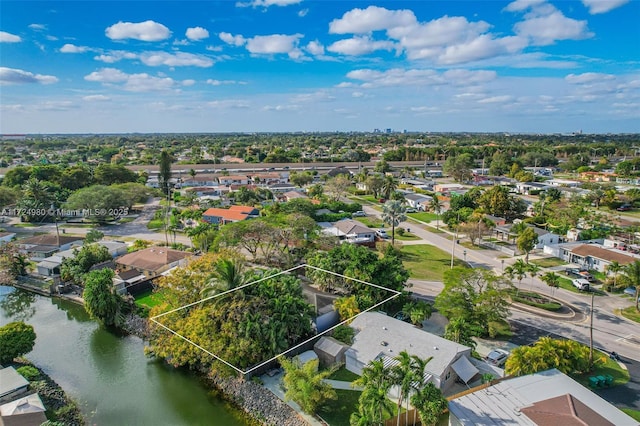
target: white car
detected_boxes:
[485,349,509,367]
[375,229,389,239]
[572,278,590,291]
[352,211,367,217]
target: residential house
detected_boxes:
[515,181,551,195]
[484,215,507,227]
[404,193,432,211]
[313,336,349,368]
[279,191,308,202]
[0,393,47,426]
[547,178,580,188]
[0,367,28,402]
[333,219,376,244]
[448,368,636,426]
[202,205,259,225]
[345,312,475,392]
[268,182,298,194]
[0,232,16,245]
[558,243,638,272]
[35,241,127,277]
[17,234,84,260]
[217,175,249,186]
[113,269,148,295]
[493,224,559,249]
[434,183,466,195]
[115,247,192,279]
[250,172,287,185]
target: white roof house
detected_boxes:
[334,219,375,244]
[345,312,474,392]
[0,367,29,400]
[448,369,636,426]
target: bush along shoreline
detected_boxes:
[11,358,84,426]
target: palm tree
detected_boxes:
[382,175,398,200]
[391,351,413,426]
[409,355,433,426]
[606,261,622,289]
[410,383,447,426]
[353,359,394,425]
[621,260,640,311]
[504,259,529,295]
[382,200,407,246]
[527,263,540,291]
[280,356,337,415]
[429,196,442,230]
[201,257,246,298]
[540,271,560,295]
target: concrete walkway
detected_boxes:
[261,370,326,426]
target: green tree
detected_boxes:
[477,185,527,220]
[516,227,539,263]
[84,229,104,244]
[382,175,398,200]
[443,317,482,349]
[60,244,111,285]
[403,299,432,326]
[540,271,560,295]
[605,261,622,290]
[504,258,529,293]
[429,196,442,230]
[93,164,137,185]
[621,260,640,311]
[64,185,126,223]
[488,151,512,176]
[0,242,28,284]
[365,174,385,198]
[0,321,36,364]
[201,256,247,298]
[159,150,173,197]
[280,356,337,415]
[334,295,360,322]
[83,268,122,326]
[444,153,474,183]
[325,175,351,202]
[382,200,407,246]
[352,359,395,426]
[410,382,448,426]
[0,186,19,207]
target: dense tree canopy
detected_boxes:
[83,268,122,326]
[0,321,37,364]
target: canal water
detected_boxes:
[0,286,248,426]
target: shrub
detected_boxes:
[17,365,41,381]
[396,228,405,236]
[332,325,354,345]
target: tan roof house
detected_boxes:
[0,393,47,426]
[115,247,192,278]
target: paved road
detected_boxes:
[362,204,640,364]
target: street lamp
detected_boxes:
[463,250,467,264]
[501,259,505,273]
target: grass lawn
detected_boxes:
[11,223,40,227]
[557,276,605,296]
[622,408,640,421]
[408,212,438,223]
[327,366,360,382]
[530,257,566,268]
[489,319,513,339]
[318,389,361,426]
[571,350,630,388]
[134,289,166,308]
[354,217,384,229]
[401,244,466,281]
[393,231,420,241]
[620,306,640,323]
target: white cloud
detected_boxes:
[206,79,246,85]
[245,34,303,57]
[263,104,300,111]
[0,31,21,43]
[581,0,629,14]
[329,6,416,34]
[510,2,593,46]
[35,101,76,111]
[206,100,250,109]
[565,72,615,84]
[478,95,514,104]
[236,0,302,8]
[28,24,47,31]
[219,32,246,46]
[346,68,442,87]
[504,0,546,12]
[305,40,324,56]
[327,36,394,56]
[94,50,137,63]
[182,79,196,86]
[60,43,89,53]
[206,45,223,52]
[443,69,497,86]
[290,90,335,103]
[139,51,213,67]
[85,67,177,92]
[83,95,111,101]
[186,27,209,41]
[298,9,309,17]
[46,35,58,41]
[105,20,171,41]
[0,67,58,85]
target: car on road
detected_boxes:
[406,208,418,213]
[624,287,638,297]
[617,204,632,212]
[485,349,510,367]
[572,278,590,291]
[352,211,366,217]
[375,229,389,239]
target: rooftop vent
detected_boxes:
[380,341,388,346]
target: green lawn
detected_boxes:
[530,257,566,268]
[327,366,360,382]
[354,217,384,229]
[318,389,361,426]
[134,289,166,308]
[489,319,513,339]
[556,276,605,296]
[408,212,438,223]
[393,231,420,241]
[620,306,640,323]
[571,350,630,388]
[401,244,466,281]
[622,408,640,421]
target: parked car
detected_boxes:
[565,268,581,277]
[617,204,632,212]
[624,287,637,297]
[578,271,595,282]
[406,208,418,213]
[485,349,510,367]
[375,229,389,239]
[572,278,590,291]
[352,211,367,217]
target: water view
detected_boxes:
[0,286,248,426]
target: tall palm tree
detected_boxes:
[429,196,442,230]
[527,263,541,291]
[382,200,407,246]
[391,351,413,426]
[353,359,394,425]
[201,257,246,298]
[541,271,560,295]
[382,175,398,200]
[622,260,640,311]
[606,261,622,289]
[504,259,529,295]
[409,355,433,426]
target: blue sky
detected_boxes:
[1,0,638,134]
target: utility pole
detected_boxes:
[589,292,594,367]
[450,224,458,269]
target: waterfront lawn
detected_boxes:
[622,408,640,422]
[620,306,640,323]
[319,389,361,426]
[401,244,466,281]
[134,289,166,308]
[408,212,438,223]
[327,366,360,382]
[530,257,566,268]
[571,350,629,387]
